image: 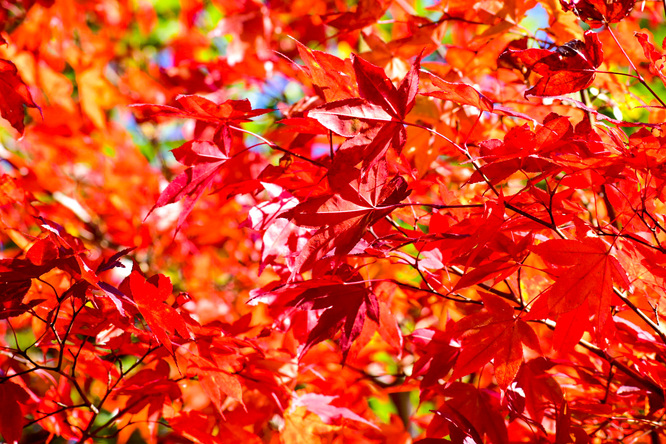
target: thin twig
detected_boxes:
[606,25,666,108]
[614,288,666,344]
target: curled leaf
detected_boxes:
[501,31,603,97]
[421,72,493,112]
[560,0,634,23]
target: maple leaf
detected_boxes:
[307,98,405,170]
[296,40,357,102]
[245,182,309,273]
[352,53,419,120]
[469,114,580,185]
[77,62,117,129]
[0,59,39,135]
[3,219,135,317]
[325,0,391,32]
[169,412,220,444]
[131,94,271,126]
[427,199,508,271]
[531,238,630,341]
[0,258,50,294]
[146,128,231,230]
[308,53,420,170]
[198,370,244,413]
[501,31,603,97]
[432,382,509,444]
[635,32,666,86]
[419,409,484,444]
[10,0,666,440]
[26,219,94,280]
[0,380,29,444]
[560,0,634,23]
[411,328,459,389]
[250,265,380,362]
[420,72,493,112]
[309,98,394,136]
[0,279,32,308]
[452,293,540,388]
[291,392,378,429]
[551,305,593,354]
[282,160,410,276]
[0,247,71,319]
[117,360,182,419]
[282,406,341,444]
[514,358,564,423]
[123,270,190,353]
[209,2,272,66]
[183,333,254,414]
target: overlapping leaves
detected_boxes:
[281,159,409,276]
[452,293,540,388]
[251,265,380,362]
[132,96,271,230]
[308,53,421,171]
[560,0,634,23]
[501,31,603,97]
[531,238,630,342]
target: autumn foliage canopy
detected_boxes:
[4,0,666,442]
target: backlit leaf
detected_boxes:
[0,59,38,135]
[502,31,603,97]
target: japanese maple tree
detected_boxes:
[3,0,666,443]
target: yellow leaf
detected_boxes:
[281,406,341,444]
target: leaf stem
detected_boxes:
[541,319,664,399]
[404,120,569,238]
[228,124,325,167]
[613,288,666,344]
[402,120,501,196]
[390,280,481,305]
[394,202,484,210]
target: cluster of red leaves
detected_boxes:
[3,0,666,443]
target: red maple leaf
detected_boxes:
[250,265,380,362]
[18,219,135,316]
[411,328,459,390]
[531,238,630,341]
[513,358,564,423]
[501,31,603,97]
[183,332,258,415]
[135,99,269,230]
[282,160,410,276]
[560,0,634,23]
[428,382,509,444]
[0,256,52,306]
[0,380,29,444]
[0,59,39,135]
[146,128,232,230]
[122,270,190,354]
[325,0,391,32]
[296,40,358,102]
[117,360,182,419]
[452,293,540,388]
[308,53,420,170]
[131,94,271,126]
[635,32,666,87]
[420,72,494,112]
[195,367,244,414]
